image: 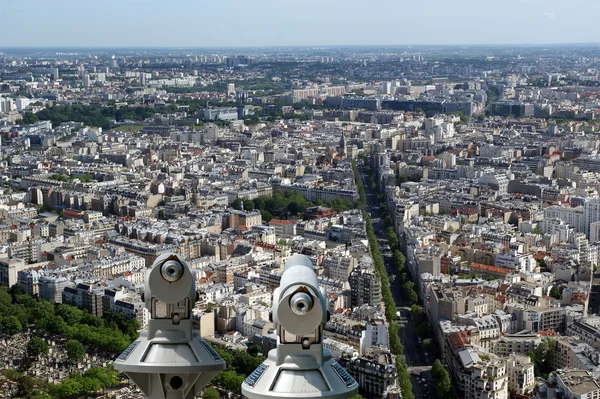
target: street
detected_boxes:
[359,164,438,399]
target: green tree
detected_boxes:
[29,390,52,399]
[388,323,404,355]
[66,340,85,362]
[410,304,423,322]
[213,370,244,394]
[528,338,557,377]
[27,337,49,358]
[56,304,83,325]
[549,286,561,299]
[203,387,220,399]
[231,198,242,210]
[83,366,120,389]
[242,200,255,211]
[16,375,43,398]
[247,345,263,357]
[17,112,39,125]
[387,227,399,250]
[50,378,84,399]
[406,288,418,304]
[1,315,23,336]
[438,374,453,398]
[431,359,445,380]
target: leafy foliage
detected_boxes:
[0,287,138,354]
[27,337,49,358]
[0,315,23,336]
[17,112,39,125]
[34,104,170,129]
[432,359,453,398]
[208,344,266,394]
[65,340,85,362]
[48,366,120,398]
[212,370,245,394]
[231,191,354,222]
[203,387,220,399]
[528,338,557,378]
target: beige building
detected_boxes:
[493,332,541,358]
[506,354,535,397]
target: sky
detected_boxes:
[1,0,599,48]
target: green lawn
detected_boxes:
[114,125,144,132]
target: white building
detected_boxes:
[458,348,508,399]
[544,205,585,233]
[590,221,600,243]
[227,83,236,96]
[585,199,600,238]
[479,174,509,196]
[360,319,389,355]
[506,354,535,397]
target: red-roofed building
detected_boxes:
[304,206,337,220]
[470,262,512,278]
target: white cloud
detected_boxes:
[542,12,557,20]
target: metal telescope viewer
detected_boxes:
[114,253,226,399]
[115,253,358,399]
[242,254,358,399]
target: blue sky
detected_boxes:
[1,0,599,47]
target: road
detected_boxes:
[359,163,439,399]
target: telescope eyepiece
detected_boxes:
[290,292,313,316]
[161,260,184,282]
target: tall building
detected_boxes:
[83,74,91,87]
[585,199,600,238]
[349,259,382,307]
[591,221,600,243]
[338,133,347,158]
[139,72,146,86]
[381,81,392,95]
[53,67,59,80]
[227,83,236,96]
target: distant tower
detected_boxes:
[339,133,347,158]
[227,83,236,96]
[139,72,146,86]
[82,74,91,87]
[53,67,59,80]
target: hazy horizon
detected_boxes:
[1,0,600,48]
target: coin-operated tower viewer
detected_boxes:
[114,253,226,399]
[242,254,359,399]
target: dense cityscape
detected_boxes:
[1,43,600,399]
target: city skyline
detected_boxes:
[1,0,600,47]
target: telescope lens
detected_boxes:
[290,292,313,316]
[161,260,184,282]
